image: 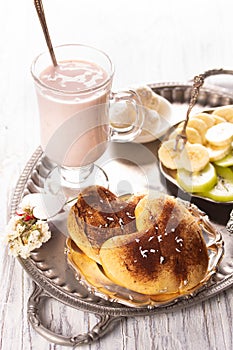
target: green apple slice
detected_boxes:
[200,165,233,202]
[214,164,233,180]
[214,151,233,167]
[176,163,217,193]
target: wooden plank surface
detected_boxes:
[0,1,233,349]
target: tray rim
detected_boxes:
[11,81,233,317]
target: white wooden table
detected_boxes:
[1,1,233,349]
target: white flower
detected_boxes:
[28,229,40,244]
[5,216,21,241]
[16,223,25,233]
[17,244,32,260]
[5,204,51,259]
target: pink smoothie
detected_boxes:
[36,60,110,167]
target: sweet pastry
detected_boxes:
[100,193,208,294]
[67,186,209,296]
[67,186,143,263]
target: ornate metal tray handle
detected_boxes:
[28,282,123,347]
[175,68,233,150]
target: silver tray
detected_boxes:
[10,82,233,347]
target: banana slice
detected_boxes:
[158,139,181,170]
[134,85,155,106]
[179,143,210,172]
[147,94,161,110]
[213,115,226,124]
[214,150,233,167]
[134,85,172,120]
[193,113,215,128]
[206,143,232,162]
[205,122,233,147]
[169,126,202,144]
[187,117,208,144]
[212,105,233,123]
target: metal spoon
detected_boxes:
[34,0,57,66]
[174,68,233,151]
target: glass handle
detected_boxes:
[110,89,144,142]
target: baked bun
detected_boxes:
[67,186,143,263]
[67,186,209,296]
[100,193,209,295]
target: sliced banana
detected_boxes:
[134,85,172,120]
[158,139,181,170]
[134,85,155,106]
[187,117,208,144]
[212,105,233,123]
[214,150,233,167]
[147,94,161,110]
[185,126,203,144]
[205,122,233,147]
[179,143,210,172]
[192,113,215,128]
[169,126,202,144]
[213,115,226,124]
[206,143,232,162]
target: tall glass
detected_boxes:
[31,44,143,192]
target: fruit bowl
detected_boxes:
[158,104,233,207]
[159,161,233,205]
